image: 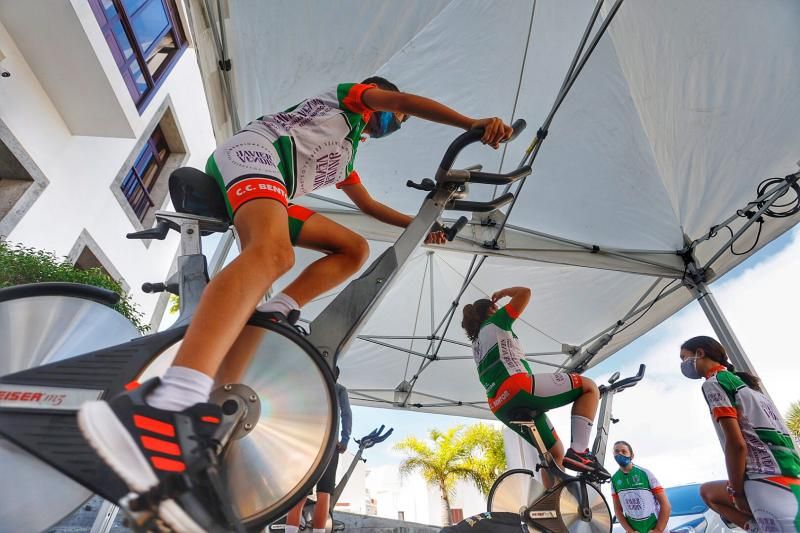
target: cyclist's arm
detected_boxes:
[718,416,748,497]
[361,88,512,147]
[612,496,634,533]
[342,182,412,227]
[492,286,531,314]
[338,385,352,446]
[342,183,446,244]
[653,490,671,531]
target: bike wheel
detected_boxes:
[559,479,611,533]
[487,469,546,520]
[0,285,141,533]
[139,315,338,531]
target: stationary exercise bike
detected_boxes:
[0,120,530,532]
[487,365,646,533]
[269,425,394,532]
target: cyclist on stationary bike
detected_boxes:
[78,76,513,530]
[462,286,609,486]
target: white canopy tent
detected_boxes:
[185,0,800,419]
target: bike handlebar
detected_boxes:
[436,119,527,178]
[603,364,646,394]
[355,425,394,450]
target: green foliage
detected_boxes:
[394,423,507,524]
[787,401,800,439]
[169,294,180,314]
[0,240,148,333]
[459,423,507,495]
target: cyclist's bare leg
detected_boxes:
[281,212,370,306]
[542,438,565,489]
[313,492,331,528]
[286,496,308,528]
[172,199,293,377]
[570,377,599,420]
[700,481,751,528]
[215,213,368,385]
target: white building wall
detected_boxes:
[0,0,216,322]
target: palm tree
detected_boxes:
[394,424,506,525]
[460,423,507,495]
[786,401,800,439]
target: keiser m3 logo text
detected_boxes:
[0,389,66,406]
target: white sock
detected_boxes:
[257,292,300,316]
[146,366,214,411]
[313,529,325,533]
[570,415,593,451]
[284,527,298,533]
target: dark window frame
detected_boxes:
[121,125,171,220]
[88,0,187,111]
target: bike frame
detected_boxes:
[0,121,528,529]
[508,364,646,530]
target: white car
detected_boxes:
[612,483,744,533]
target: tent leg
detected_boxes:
[687,278,757,375]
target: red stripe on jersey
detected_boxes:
[764,476,800,488]
[141,435,181,456]
[133,415,175,437]
[150,456,186,472]
[488,373,533,412]
[569,373,583,390]
[651,486,665,494]
[228,177,288,213]
[712,406,738,420]
[336,170,362,189]
[342,83,376,114]
[287,204,316,222]
[505,304,521,319]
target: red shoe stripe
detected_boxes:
[140,435,181,456]
[133,415,176,437]
[201,416,220,424]
[124,380,140,391]
[150,456,186,472]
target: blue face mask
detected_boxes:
[367,111,402,138]
[614,454,632,467]
[681,355,702,380]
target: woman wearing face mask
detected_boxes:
[610,441,671,533]
[679,336,800,532]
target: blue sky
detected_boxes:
[344,226,799,479]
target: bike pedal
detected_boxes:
[119,493,170,532]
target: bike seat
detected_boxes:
[169,167,231,224]
[508,407,545,422]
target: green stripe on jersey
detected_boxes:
[754,428,800,477]
[336,83,356,108]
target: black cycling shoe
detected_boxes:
[563,448,611,478]
[78,378,241,532]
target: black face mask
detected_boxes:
[367,111,402,138]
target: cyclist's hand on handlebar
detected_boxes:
[337,441,348,454]
[470,117,514,148]
[425,229,446,245]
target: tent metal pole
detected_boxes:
[491,0,626,247]
[685,263,757,375]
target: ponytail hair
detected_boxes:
[681,335,761,391]
[461,299,494,342]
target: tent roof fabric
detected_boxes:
[189,0,800,418]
